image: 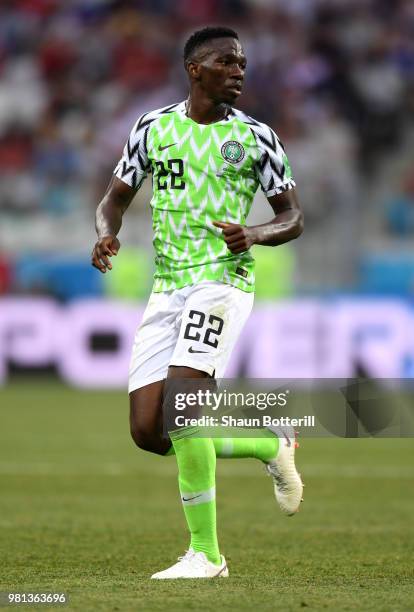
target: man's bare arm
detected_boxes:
[91,176,136,273]
[213,187,304,254]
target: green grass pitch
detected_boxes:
[0,379,413,611]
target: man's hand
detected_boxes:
[91,235,120,273]
[213,221,256,254]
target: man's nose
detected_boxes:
[230,65,244,78]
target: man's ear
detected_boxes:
[186,60,201,80]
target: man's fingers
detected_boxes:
[226,240,247,252]
[91,237,120,273]
[92,249,111,273]
[108,240,119,255]
[225,232,245,245]
[223,226,241,237]
[230,245,248,254]
[214,221,246,241]
[95,246,112,265]
[223,234,247,247]
[100,252,112,269]
[91,256,107,273]
[101,243,115,256]
[213,221,241,235]
[213,221,230,229]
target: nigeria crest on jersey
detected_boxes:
[221,140,245,164]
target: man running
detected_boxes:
[92,26,304,579]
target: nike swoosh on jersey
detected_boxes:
[188,347,209,354]
[158,143,176,151]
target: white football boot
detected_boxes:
[151,549,229,579]
[265,426,303,516]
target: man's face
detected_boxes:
[188,38,246,104]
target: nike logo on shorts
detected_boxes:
[158,143,176,151]
[188,347,209,354]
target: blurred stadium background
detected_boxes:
[0,0,414,383]
[1,2,414,609]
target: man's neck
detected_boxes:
[186,95,229,125]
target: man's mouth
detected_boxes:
[227,81,243,94]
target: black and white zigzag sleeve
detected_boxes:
[231,109,296,197]
[113,113,151,190]
[252,122,296,197]
[113,102,183,190]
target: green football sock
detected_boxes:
[167,428,278,462]
[170,428,220,565]
[212,430,279,462]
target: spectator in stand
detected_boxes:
[0,253,11,294]
[385,170,414,237]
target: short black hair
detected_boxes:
[184,26,239,63]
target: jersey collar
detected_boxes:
[179,99,235,125]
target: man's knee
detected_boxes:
[129,382,168,454]
[130,423,166,454]
[130,419,172,455]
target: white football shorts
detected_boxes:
[129,281,254,392]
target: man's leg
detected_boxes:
[128,287,182,455]
[167,431,279,461]
[166,366,220,565]
[129,381,279,462]
[128,282,279,462]
[129,381,171,455]
[150,365,229,579]
[164,281,302,519]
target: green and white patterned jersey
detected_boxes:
[114,101,295,293]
